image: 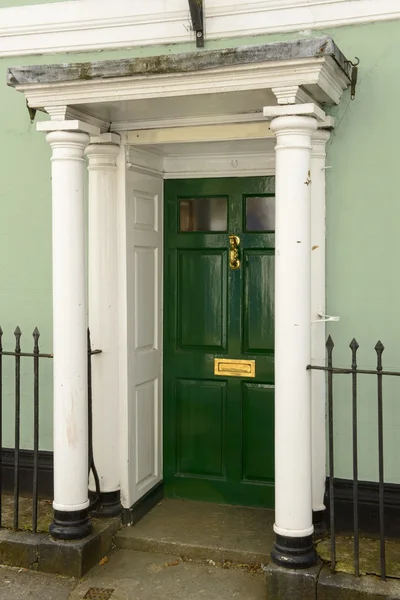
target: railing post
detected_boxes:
[350,338,360,576]
[32,327,40,533]
[0,327,3,528]
[326,335,336,573]
[13,327,21,531]
[375,340,386,580]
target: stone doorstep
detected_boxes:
[0,518,120,578]
[266,562,400,600]
[114,498,275,566]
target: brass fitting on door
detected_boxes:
[229,235,240,270]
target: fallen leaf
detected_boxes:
[164,560,180,567]
[98,556,108,566]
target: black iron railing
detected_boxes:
[309,336,400,581]
[0,327,100,534]
[0,327,53,533]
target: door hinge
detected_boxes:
[188,0,204,47]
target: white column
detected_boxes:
[311,130,330,514]
[269,116,317,560]
[46,130,91,538]
[85,135,121,515]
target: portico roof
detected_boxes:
[8,36,350,85]
[6,36,352,134]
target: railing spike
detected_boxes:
[349,338,359,352]
[326,335,334,350]
[375,340,385,354]
[14,327,21,353]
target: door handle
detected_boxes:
[229,235,240,270]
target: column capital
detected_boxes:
[46,130,90,161]
[270,114,318,137]
[311,129,331,159]
[85,139,120,171]
[312,129,331,142]
[264,102,334,129]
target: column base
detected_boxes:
[89,490,123,518]
[271,534,317,569]
[49,508,92,541]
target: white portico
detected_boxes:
[7,37,350,566]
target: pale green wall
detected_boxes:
[1,20,399,480]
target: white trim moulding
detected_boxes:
[0,0,399,58]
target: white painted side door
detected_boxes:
[125,167,163,505]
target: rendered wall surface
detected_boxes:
[0,18,398,482]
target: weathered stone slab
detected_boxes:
[38,518,120,578]
[318,566,400,599]
[265,559,322,600]
[0,529,44,569]
[7,36,351,87]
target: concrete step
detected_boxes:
[114,499,274,565]
[69,548,267,600]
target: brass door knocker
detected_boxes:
[229,235,240,270]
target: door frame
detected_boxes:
[119,125,327,511]
[120,133,275,508]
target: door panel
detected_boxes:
[243,250,275,353]
[176,379,227,478]
[242,382,275,483]
[177,250,228,350]
[164,177,275,508]
[126,169,163,503]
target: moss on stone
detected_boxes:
[317,535,400,579]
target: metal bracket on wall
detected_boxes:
[345,57,360,100]
[188,0,204,47]
[312,312,340,324]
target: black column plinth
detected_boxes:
[49,508,92,541]
[89,490,123,518]
[271,534,317,569]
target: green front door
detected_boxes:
[164,177,275,508]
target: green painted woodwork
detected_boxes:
[164,177,275,508]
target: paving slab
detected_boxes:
[0,564,77,600]
[115,499,274,565]
[69,548,266,600]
